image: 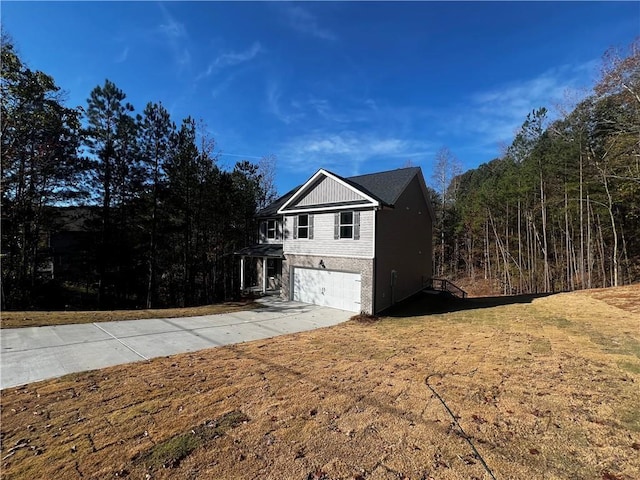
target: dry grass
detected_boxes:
[0,301,258,329]
[585,284,640,314]
[1,285,639,480]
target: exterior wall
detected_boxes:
[294,176,364,207]
[374,176,433,312]
[283,209,374,258]
[282,254,374,313]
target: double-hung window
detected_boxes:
[266,220,277,239]
[294,214,313,239]
[334,211,360,240]
[339,211,354,238]
[298,215,309,238]
[261,219,278,241]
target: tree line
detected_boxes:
[432,39,639,294]
[1,36,276,310]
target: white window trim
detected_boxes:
[334,210,360,240]
[298,214,309,239]
[339,211,354,239]
[267,219,277,239]
[294,214,313,239]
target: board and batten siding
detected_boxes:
[294,176,365,207]
[283,209,374,258]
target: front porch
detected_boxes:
[235,244,284,295]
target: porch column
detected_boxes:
[262,257,268,293]
[240,256,245,291]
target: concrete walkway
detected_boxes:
[0,298,352,389]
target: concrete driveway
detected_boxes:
[0,297,352,389]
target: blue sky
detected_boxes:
[3,1,639,194]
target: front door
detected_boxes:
[267,258,282,289]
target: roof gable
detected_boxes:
[295,175,366,206]
[263,166,434,220]
[277,169,379,213]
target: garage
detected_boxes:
[292,267,361,312]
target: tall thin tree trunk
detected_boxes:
[587,195,592,289]
[602,174,619,287]
[565,186,574,291]
[146,152,159,309]
[518,200,523,294]
[540,172,550,292]
[596,214,607,287]
[579,150,585,289]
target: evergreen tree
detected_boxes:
[83,79,139,307]
[139,102,174,307]
[1,36,84,308]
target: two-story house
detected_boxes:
[236,166,434,314]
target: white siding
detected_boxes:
[284,209,374,258]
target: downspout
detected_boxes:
[372,206,379,314]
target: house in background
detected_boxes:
[236,166,434,313]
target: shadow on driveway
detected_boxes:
[384,290,554,318]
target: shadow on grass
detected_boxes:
[384,290,554,318]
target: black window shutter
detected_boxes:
[334,213,340,239]
[309,214,314,239]
[293,216,298,239]
[354,211,360,240]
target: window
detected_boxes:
[297,214,309,239]
[334,211,360,240]
[339,211,353,239]
[260,219,279,241]
[267,220,277,239]
[293,214,313,239]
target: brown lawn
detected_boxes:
[0,301,258,329]
[1,286,639,480]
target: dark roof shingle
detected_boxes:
[258,166,422,214]
[235,243,284,257]
[345,166,420,207]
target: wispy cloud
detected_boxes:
[452,60,597,152]
[280,131,433,176]
[266,80,304,125]
[197,42,264,80]
[215,42,263,69]
[158,4,186,40]
[210,73,237,99]
[157,3,191,69]
[281,4,337,42]
[114,46,129,64]
[267,91,390,126]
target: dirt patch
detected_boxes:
[0,300,258,329]
[350,312,380,324]
[1,286,639,479]
[581,284,640,314]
